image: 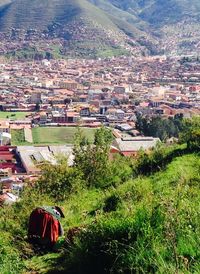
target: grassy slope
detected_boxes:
[2,0,200,32]
[29,153,200,273]
[0,151,199,273]
[0,0,118,31]
[0,0,79,30]
[140,0,200,26]
[90,0,146,29]
[1,0,200,57]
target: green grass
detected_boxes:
[32,127,96,144]
[22,152,200,273]
[11,129,25,145]
[0,233,24,274]
[1,151,198,274]
[12,127,97,145]
[6,46,63,60]
[96,46,130,58]
[0,111,31,120]
[0,146,199,274]
[49,45,63,59]
[11,129,31,146]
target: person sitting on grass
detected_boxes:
[28,206,64,249]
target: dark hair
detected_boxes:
[54,206,65,218]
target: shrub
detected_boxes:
[133,143,188,176]
[179,116,200,151]
[37,158,84,201]
[73,127,132,188]
[103,194,122,213]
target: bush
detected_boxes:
[135,114,183,141]
[133,143,188,176]
[73,127,132,188]
[37,158,84,201]
[103,194,122,213]
[179,116,200,151]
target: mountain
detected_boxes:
[0,0,150,58]
[103,0,200,55]
[0,0,113,31]
[106,0,200,24]
[140,0,200,26]
[138,0,200,55]
[0,0,200,58]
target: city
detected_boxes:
[0,55,199,201]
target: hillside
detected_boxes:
[89,0,159,53]
[106,0,200,25]
[0,0,147,58]
[0,0,116,31]
[140,0,200,26]
[0,0,200,57]
[0,144,199,274]
[104,0,200,55]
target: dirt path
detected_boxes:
[24,128,33,143]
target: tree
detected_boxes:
[35,102,41,112]
[179,116,200,150]
[136,114,184,141]
[73,127,115,188]
[37,157,83,201]
[135,113,149,135]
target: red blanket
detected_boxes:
[28,208,61,245]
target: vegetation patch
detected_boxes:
[24,152,200,274]
[11,129,28,146]
[1,125,199,274]
[32,127,96,144]
[0,112,30,120]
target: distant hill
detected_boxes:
[97,0,200,55]
[0,0,150,58]
[0,0,200,58]
[106,0,200,25]
[0,0,112,31]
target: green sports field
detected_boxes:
[32,127,96,144]
[0,111,31,120]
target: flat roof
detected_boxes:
[115,137,160,152]
[17,145,74,173]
